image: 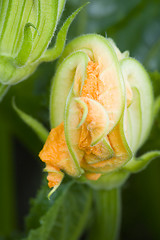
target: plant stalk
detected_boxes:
[89,188,121,240]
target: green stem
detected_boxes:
[90,188,121,240]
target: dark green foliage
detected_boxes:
[24,180,92,240]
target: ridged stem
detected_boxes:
[89,188,121,240]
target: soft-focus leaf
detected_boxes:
[24,181,73,240]
[25,180,53,231]
[124,151,160,173]
[49,183,92,240]
[24,191,65,240]
[25,181,91,240]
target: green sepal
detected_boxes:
[14,23,39,67]
[40,3,89,62]
[79,170,129,190]
[123,151,160,173]
[12,98,49,143]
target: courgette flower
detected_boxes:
[0,0,84,100]
[14,34,160,198]
[38,34,160,197]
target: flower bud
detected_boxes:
[0,0,84,99]
[38,34,157,193]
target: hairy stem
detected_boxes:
[89,188,121,240]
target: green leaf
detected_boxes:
[25,181,52,232]
[49,183,92,240]
[25,180,73,233]
[24,181,92,240]
[24,187,67,240]
[40,3,89,62]
[124,151,160,173]
[12,98,49,143]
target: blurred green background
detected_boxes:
[0,0,160,239]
